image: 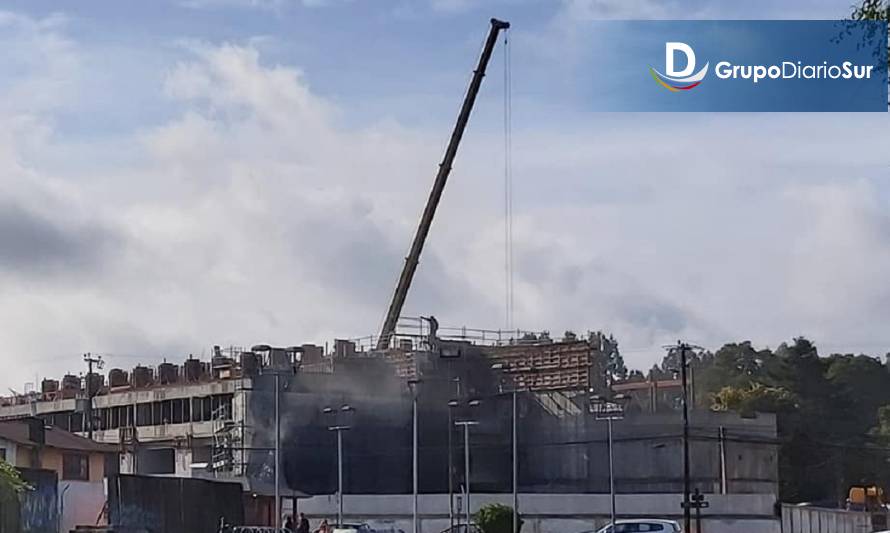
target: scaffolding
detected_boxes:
[210,400,237,474]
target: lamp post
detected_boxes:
[491,363,519,533]
[324,404,354,526]
[451,398,481,530]
[589,393,630,532]
[253,344,299,528]
[408,379,420,533]
[448,377,460,531]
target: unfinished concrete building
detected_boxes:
[0,322,778,523]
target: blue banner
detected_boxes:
[585,21,888,112]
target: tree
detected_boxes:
[590,331,626,385]
[852,0,889,29]
[825,354,890,434]
[693,341,786,403]
[1,459,28,493]
[851,0,889,105]
[711,383,796,417]
[869,405,890,442]
[475,503,522,533]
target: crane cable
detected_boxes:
[503,28,514,331]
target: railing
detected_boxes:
[350,317,545,352]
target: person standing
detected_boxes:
[297,513,311,533]
[283,514,295,532]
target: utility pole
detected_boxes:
[83,353,104,440]
[679,342,691,533]
[662,341,699,533]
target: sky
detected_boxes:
[0,0,888,390]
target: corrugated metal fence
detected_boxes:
[108,474,244,533]
[0,468,58,533]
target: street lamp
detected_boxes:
[447,377,461,531]
[252,344,297,529]
[491,363,520,533]
[407,379,420,533]
[450,398,481,530]
[589,393,630,533]
[324,404,354,526]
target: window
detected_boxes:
[612,524,666,533]
[62,452,90,481]
[0,448,6,461]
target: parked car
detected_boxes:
[590,519,682,533]
[439,525,482,533]
[332,523,375,533]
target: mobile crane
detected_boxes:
[376,18,510,350]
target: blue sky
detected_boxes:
[0,0,888,389]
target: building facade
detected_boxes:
[0,329,780,531]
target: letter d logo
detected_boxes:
[666,42,696,77]
[650,42,709,92]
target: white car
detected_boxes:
[593,519,682,533]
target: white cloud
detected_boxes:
[0,7,889,393]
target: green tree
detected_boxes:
[0,460,28,493]
[851,0,889,106]
[475,503,522,533]
[870,405,890,442]
[694,341,786,402]
[711,383,796,416]
[825,354,890,434]
[590,331,626,386]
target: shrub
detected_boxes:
[475,503,522,533]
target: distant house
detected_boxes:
[0,417,117,482]
[0,417,119,532]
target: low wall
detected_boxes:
[294,493,779,533]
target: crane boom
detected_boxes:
[377,18,510,351]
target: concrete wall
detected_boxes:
[59,480,107,532]
[1,440,107,482]
[294,493,779,533]
[0,437,18,465]
[38,447,105,481]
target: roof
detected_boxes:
[0,418,117,453]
